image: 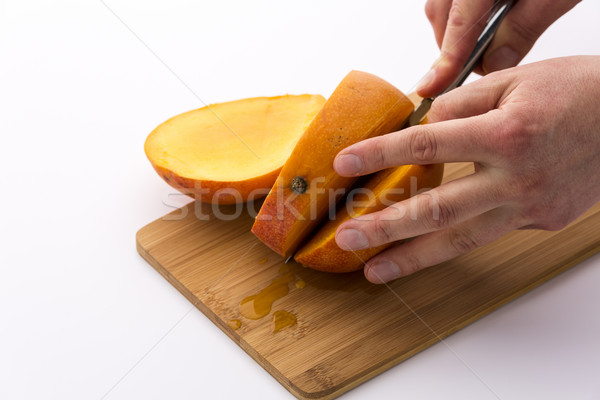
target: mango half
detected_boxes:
[145,95,325,204]
[251,71,416,258]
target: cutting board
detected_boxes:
[136,162,600,400]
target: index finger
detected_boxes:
[418,0,495,97]
[334,111,503,177]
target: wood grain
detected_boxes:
[136,162,600,400]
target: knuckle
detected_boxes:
[421,192,457,230]
[439,48,464,67]
[433,197,456,229]
[493,111,535,163]
[409,127,438,163]
[428,95,451,122]
[368,138,388,170]
[497,117,549,199]
[505,161,550,206]
[505,16,541,45]
[495,120,522,160]
[519,167,550,196]
[448,228,480,254]
[424,0,438,23]
[403,253,424,275]
[371,213,397,244]
[425,0,442,23]
[447,1,468,28]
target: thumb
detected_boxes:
[482,0,581,73]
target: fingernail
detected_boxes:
[483,46,520,73]
[367,261,401,283]
[334,154,363,176]
[336,229,369,251]
[415,68,436,94]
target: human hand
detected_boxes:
[417,0,581,97]
[333,56,600,283]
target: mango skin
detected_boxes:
[145,95,326,205]
[151,164,280,205]
[251,70,415,257]
[294,163,444,272]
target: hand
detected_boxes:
[417,0,581,97]
[333,56,600,284]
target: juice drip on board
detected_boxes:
[239,272,295,319]
[272,310,297,333]
[238,257,378,334]
[228,319,242,330]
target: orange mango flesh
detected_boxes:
[251,71,415,257]
[294,163,444,272]
[145,94,325,204]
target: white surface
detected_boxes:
[1,1,599,399]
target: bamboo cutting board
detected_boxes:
[136,162,600,400]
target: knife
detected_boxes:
[407,0,516,127]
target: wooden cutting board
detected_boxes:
[136,162,600,400]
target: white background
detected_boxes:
[1,1,600,399]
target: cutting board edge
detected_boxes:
[136,220,600,400]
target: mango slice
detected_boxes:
[294,163,444,272]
